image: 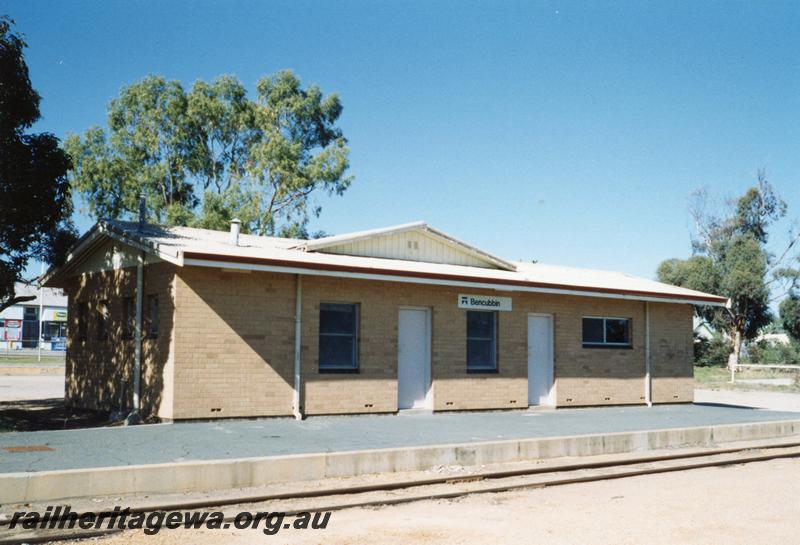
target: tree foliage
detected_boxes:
[693,332,732,367]
[0,17,75,312]
[748,337,800,366]
[779,295,800,343]
[657,174,800,367]
[66,71,352,237]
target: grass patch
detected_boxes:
[694,366,730,384]
[695,365,800,393]
[0,354,65,365]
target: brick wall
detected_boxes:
[170,270,694,416]
[650,302,694,403]
[546,296,648,406]
[64,264,695,419]
[63,262,176,419]
[170,268,296,419]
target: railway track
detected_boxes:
[3,439,800,544]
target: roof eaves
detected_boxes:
[181,251,726,306]
[420,226,517,271]
[41,224,107,287]
[101,221,182,265]
[42,221,183,287]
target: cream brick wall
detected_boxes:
[296,275,694,414]
[520,295,694,407]
[63,262,176,419]
[170,268,296,419]
[650,302,695,403]
[64,264,695,419]
[547,296,647,406]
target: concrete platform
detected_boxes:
[2,404,799,473]
[1,404,800,504]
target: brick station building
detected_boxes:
[43,219,726,421]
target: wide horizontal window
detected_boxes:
[319,303,359,371]
[467,310,497,371]
[582,317,631,348]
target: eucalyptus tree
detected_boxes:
[780,295,800,343]
[657,174,800,368]
[66,70,352,237]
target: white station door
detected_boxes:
[398,308,431,409]
[528,314,555,406]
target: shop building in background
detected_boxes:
[0,283,68,351]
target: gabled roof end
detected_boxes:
[292,221,516,271]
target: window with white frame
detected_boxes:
[582,316,631,348]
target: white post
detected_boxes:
[38,261,44,362]
[644,301,652,406]
[129,193,146,424]
[292,274,303,420]
[132,251,144,419]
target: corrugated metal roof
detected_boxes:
[512,262,722,303]
[106,220,302,256]
[44,220,728,306]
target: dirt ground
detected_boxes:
[0,397,110,432]
[66,458,800,545]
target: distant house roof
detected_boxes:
[754,332,791,346]
[43,220,729,306]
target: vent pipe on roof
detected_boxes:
[138,193,146,232]
[230,218,241,246]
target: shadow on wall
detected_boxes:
[178,269,296,413]
[64,262,173,421]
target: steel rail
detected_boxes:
[3,440,800,545]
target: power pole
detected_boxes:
[38,261,44,362]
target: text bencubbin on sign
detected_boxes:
[457,294,512,311]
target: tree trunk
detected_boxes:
[727,328,743,371]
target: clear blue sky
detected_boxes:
[8,0,800,280]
